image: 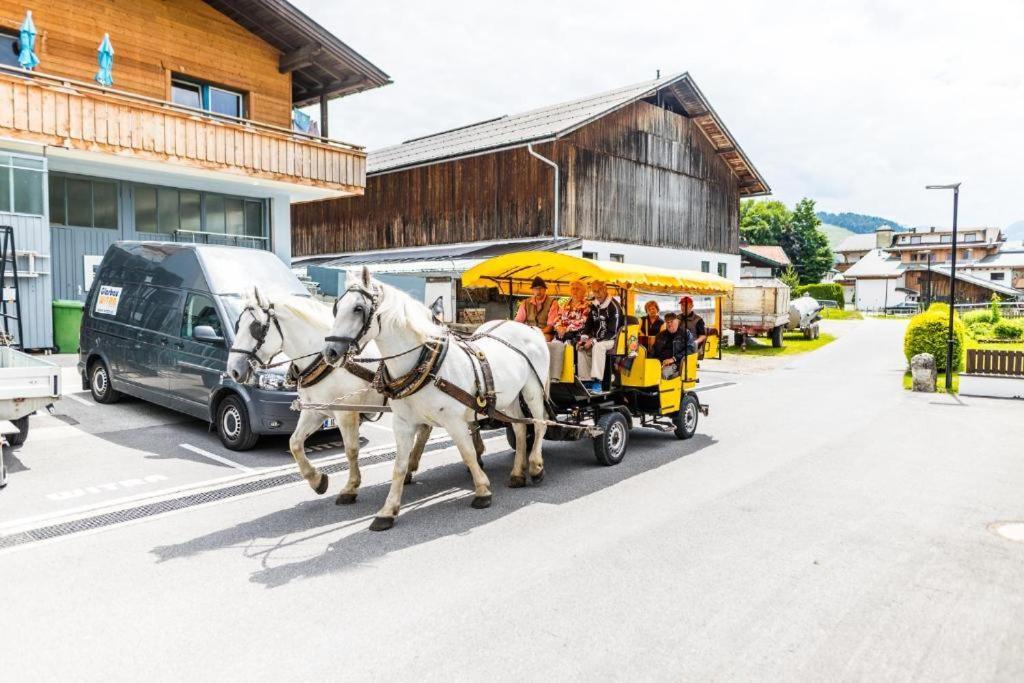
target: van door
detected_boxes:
[169,292,229,416]
[127,285,186,398]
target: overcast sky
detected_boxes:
[293,0,1023,230]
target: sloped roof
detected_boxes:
[843,249,903,278]
[835,233,877,253]
[203,0,390,105]
[975,244,1024,268]
[740,245,791,267]
[931,266,1021,297]
[368,73,769,195]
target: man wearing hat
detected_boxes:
[679,296,707,355]
[515,276,560,341]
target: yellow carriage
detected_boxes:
[461,252,732,465]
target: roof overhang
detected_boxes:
[203,0,391,105]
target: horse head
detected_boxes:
[226,287,284,383]
[323,266,380,366]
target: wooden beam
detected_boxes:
[319,93,329,140]
[280,43,322,73]
[715,146,736,155]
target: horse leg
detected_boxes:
[506,400,529,488]
[522,378,548,482]
[334,411,362,505]
[404,424,432,484]
[370,418,419,531]
[471,423,486,467]
[446,422,492,508]
[289,409,330,494]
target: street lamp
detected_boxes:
[922,249,933,308]
[926,183,961,390]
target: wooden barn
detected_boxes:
[292,72,770,302]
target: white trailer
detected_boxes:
[0,346,61,488]
[724,279,791,348]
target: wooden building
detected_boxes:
[293,73,769,284]
[0,0,388,347]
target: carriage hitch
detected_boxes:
[699,404,709,417]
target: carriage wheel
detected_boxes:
[593,412,628,466]
[504,423,535,454]
[674,393,700,440]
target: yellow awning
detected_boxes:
[461,251,734,297]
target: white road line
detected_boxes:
[179,443,254,473]
[63,392,93,406]
[695,381,737,393]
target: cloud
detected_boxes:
[292,0,1024,229]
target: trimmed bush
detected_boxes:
[962,310,993,325]
[794,283,845,310]
[904,309,965,371]
[993,320,1024,340]
[926,302,951,317]
[967,321,994,340]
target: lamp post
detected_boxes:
[923,249,933,308]
[926,183,960,390]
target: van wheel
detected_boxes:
[6,415,29,446]
[89,360,121,404]
[217,395,259,451]
[593,411,629,466]
[674,393,700,440]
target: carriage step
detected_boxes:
[646,422,675,432]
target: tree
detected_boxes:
[740,199,791,246]
[740,198,834,285]
[784,198,834,284]
[779,266,800,290]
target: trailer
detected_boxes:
[724,278,791,348]
[0,346,61,488]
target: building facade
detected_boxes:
[292,74,769,313]
[0,0,387,348]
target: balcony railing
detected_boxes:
[0,65,366,194]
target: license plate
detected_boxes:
[322,418,337,430]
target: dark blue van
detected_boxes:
[78,242,315,450]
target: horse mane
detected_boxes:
[346,278,442,342]
[243,290,332,327]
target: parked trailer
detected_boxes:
[0,346,62,488]
[724,278,791,348]
[788,293,824,340]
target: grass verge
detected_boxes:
[903,371,959,393]
[821,308,863,320]
[724,331,836,357]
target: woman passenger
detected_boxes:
[639,300,662,348]
[548,281,590,380]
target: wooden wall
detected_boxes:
[0,0,292,128]
[292,100,742,257]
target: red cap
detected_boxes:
[679,295,693,306]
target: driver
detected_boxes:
[515,276,560,341]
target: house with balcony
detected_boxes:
[0,0,388,348]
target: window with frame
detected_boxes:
[171,76,244,119]
[717,263,728,278]
[991,272,1005,281]
[0,154,44,215]
[609,253,624,263]
[49,175,118,229]
[131,286,184,334]
[133,184,264,240]
[0,31,20,69]
[581,251,597,260]
[181,293,223,340]
[700,261,710,273]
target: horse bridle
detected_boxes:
[325,285,380,356]
[229,303,283,367]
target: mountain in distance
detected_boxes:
[819,223,855,249]
[1005,220,1024,241]
[816,211,905,234]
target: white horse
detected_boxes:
[225,289,433,504]
[322,268,550,531]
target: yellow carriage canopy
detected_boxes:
[461,251,734,297]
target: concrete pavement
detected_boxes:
[2,317,1023,681]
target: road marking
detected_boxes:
[46,474,168,501]
[64,392,93,406]
[179,443,254,473]
[695,381,737,392]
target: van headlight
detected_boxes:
[256,371,286,391]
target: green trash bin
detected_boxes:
[52,299,85,354]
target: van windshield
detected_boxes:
[201,248,309,297]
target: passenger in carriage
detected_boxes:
[678,295,708,355]
[639,300,663,349]
[514,276,560,341]
[652,312,696,379]
[547,280,590,380]
[577,280,624,392]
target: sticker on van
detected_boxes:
[95,285,122,316]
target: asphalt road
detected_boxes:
[3,318,1023,681]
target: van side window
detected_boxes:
[132,286,184,334]
[181,293,223,339]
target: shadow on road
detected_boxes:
[151,431,715,588]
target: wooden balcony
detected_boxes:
[0,66,365,195]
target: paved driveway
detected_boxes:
[2,318,1022,681]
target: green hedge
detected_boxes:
[794,283,845,310]
[962,310,993,325]
[904,309,965,371]
[993,320,1024,340]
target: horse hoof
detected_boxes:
[404,472,414,485]
[313,473,329,495]
[471,494,492,509]
[530,469,545,485]
[508,475,526,488]
[369,516,395,532]
[335,493,357,505]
